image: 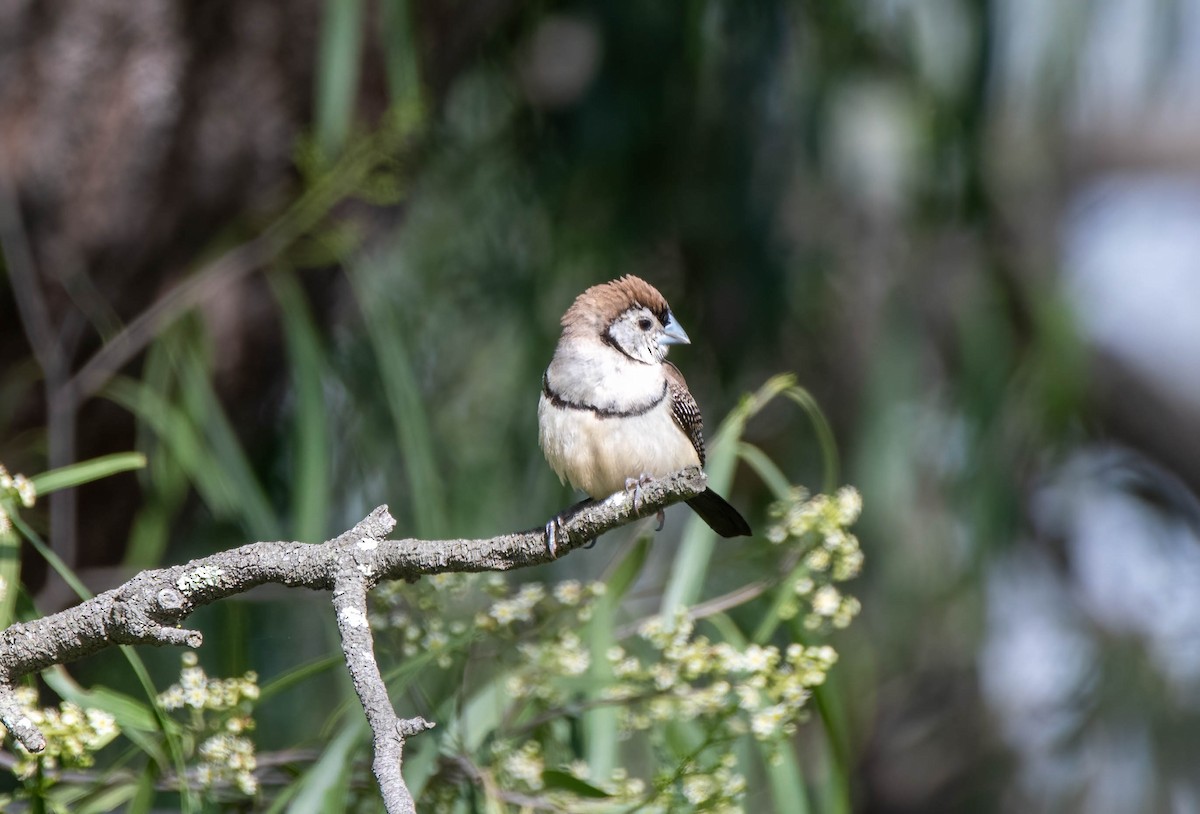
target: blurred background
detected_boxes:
[3,0,1200,811]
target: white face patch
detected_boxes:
[606,307,668,365]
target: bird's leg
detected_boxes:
[624,473,656,515]
[544,497,598,556]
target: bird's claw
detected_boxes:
[624,473,655,514]
[545,516,568,558]
[655,509,665,531]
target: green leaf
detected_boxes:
[43,673,156,728]
[126,764,158,814]
[259,655,344,702]
[582,535,651,779]
[661,374,841,615]
[751,560,811,645]
[763,739,811,814]
[350,264,447,537]
[9,511,92,600]
[453,676,510,753]
[780,383,840,493]
[315,0,365,159]
[603,535,651,602]
[70,781,139,814]
[269,268,331,542]
[174,341,279,538]
[379,0,423,110]
[0,512,19,629]
[660,386,759,616]
[106,361,278,540]
[29,452,147,495]
[286,719,364,814]
[737,442,794,500]
[541,769,613,799]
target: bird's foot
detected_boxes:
[544,515,568,558]
[624,473,656,514]
[655,508,665,531]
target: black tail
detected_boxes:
[686,488,752,537]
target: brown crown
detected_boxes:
[562,275,671,332]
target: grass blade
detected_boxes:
[349,264,447,536]
[315,0,365,159]
[269,268,331,542]
[29,452,147,496]
[174,341,280,538]
[286,719,364,814]
[737,441,794,500]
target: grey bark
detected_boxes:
[0,467,709,812]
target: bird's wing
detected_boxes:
[664,362,706,466]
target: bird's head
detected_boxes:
[562,275,691,364]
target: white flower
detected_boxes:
[805,548,831,571]
[638,615,666,642]
[553,580,583,605]
[11,474,35,508]
[488,599,519,625]
[557,646,590,676]
[736,684,761,711]
[835,486,862,525]
[504,744,545,789]
[614,657,641,678]
[811,585,841,617]
[750,704,788,739]
[515,583,546,606]
[740,644,775,672]
[650,663,676,690]
[683,774,716,804]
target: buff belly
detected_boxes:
[538,394,701,498]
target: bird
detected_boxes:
[538,274,752,554]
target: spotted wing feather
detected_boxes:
[664,362,705,466]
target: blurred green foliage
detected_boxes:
[4,0,1200,811]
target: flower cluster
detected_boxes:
[601,611,838,744]
[665,752,746,813]
[157,652,260,797]
[767,485,864,631]
[0,687,118,779]
[0,463,37,537]
[158,651,260,712]
[480,740,648,804]
[196,733,258,796]
[386,486,863,812]
[371,571,607,674]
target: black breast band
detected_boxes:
[542,373,667,419]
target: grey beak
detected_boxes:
[660,311,691,346]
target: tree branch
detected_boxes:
[0,467,709,811]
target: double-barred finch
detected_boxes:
[538,275,752,554]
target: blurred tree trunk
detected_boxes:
[0,0,521,590]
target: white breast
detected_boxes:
[538,393,701,498]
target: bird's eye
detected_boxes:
[637,317,653,331]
